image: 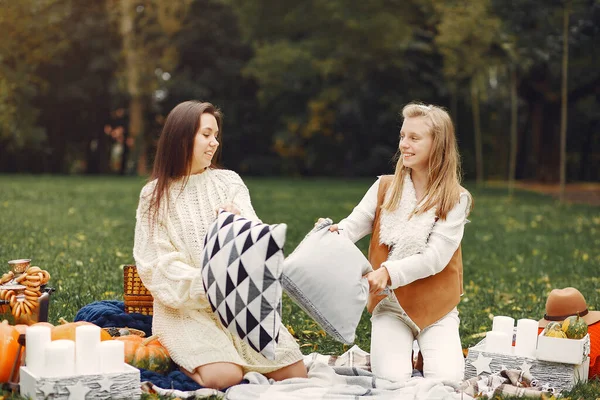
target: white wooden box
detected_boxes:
[20,364,141,400]
[536,333,590,364]
[465,340,589,393]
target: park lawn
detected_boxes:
[1,174,599,399]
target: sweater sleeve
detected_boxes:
[223,172,260,222]
[383,192,471,289]
[133,189,206,310]
[337,178,380,243]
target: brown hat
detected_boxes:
[539,287,600,328]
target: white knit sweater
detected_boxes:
[133,168,302,373]
[338,174,471,289]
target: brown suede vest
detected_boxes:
[367,175,464,329]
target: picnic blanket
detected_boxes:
[76,302,469,399]
[226,359,470,400]
[142,345,470,400]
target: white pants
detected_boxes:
[370,307,464,382]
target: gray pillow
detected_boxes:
[282,219,372,344]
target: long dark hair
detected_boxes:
[147,101,223,223]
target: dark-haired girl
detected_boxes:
[133,101,306,390]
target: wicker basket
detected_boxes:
[103,327,146,338]
[123,264,153,315]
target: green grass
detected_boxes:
[1,174,599,398]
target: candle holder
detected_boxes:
[465,336,589,394]
[8,259,31,276]
[19,364,141,400]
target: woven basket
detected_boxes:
[103,327,146,338]
[123,265,153,315]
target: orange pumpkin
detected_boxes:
[0,320,20,382]
[115,335,172,374]
[51,318,112,342]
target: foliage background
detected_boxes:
[1,0,599,182]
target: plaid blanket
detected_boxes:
[142,345,470,399]
[302,344,372,371]
[226,359,470,400]
[460,367,553,398]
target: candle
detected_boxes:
[75,325,100,375]
[25,326,52,376]
[484,331,512,354]
[99,340,125,373]
[514,318,539,358]
[492,316,515,343]
[44,340,75,377]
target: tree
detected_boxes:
[508,65,519,197]
[0,0,71,166]
[109,0,190,175]
[160,0,261,173]
[226,0,443,176]
[493,0,600,183]
[432,0,503,186]
[559,1,570,202]
[35,1,121,174]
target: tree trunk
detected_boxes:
[559,2,570,203]
[120,0,144,175]
[49,108,66,173]
[471,78,484,186]
[578,119,595,181]
[451,82,459,133]
[130,97,146,175]
[508,66,518,197]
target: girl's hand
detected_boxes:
[218,203,241,215]
[364,268,390,294]
[314,218,339,232]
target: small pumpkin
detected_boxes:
[115,334,172,374]
[545,327,567,338]
[561,315,588,339]
[51,318,112,341]
[543,321,562,335]
[0,320,20,382]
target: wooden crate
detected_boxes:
[465,339,589,393]
[536,333,590,364]
[123,265,153,315]
[20,364,140,400]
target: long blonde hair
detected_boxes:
[382,102,471,220]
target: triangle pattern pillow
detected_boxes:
[201,210,286,360]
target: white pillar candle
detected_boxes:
[75,325,101,375]
[514,318,539,358]
[25,326,52,376]
[492,316,515,343]
[484,331,512,354]
[99,340,125,373]
[44,340,75,377]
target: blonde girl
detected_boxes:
[327,102,472,382]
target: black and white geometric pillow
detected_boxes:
[201,210,286,360]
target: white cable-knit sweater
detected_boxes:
[133,169,302,373]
